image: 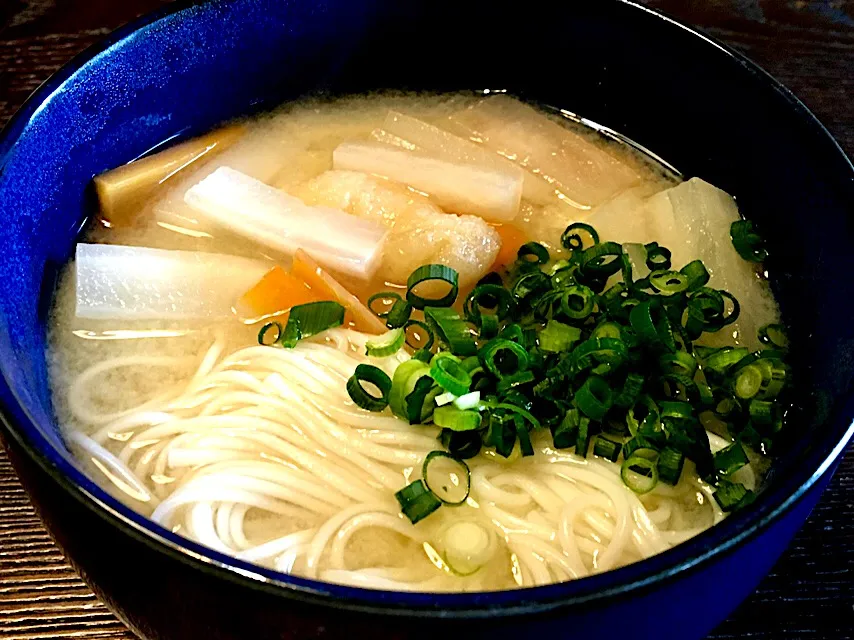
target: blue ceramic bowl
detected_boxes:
[1,1,853,638]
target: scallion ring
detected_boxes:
[406,264,459,309]
[258,322,283,346]
[347,364,392,412]
[621,455,659,494]
[422,450,471,505]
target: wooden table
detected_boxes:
[2,1,854,638]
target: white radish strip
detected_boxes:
[379,111,556,205]
[447,95,640,209]
[75,243,268,321]
[184,167,386,279]
[332,141,522,222]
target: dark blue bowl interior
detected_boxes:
[1,0,854,614]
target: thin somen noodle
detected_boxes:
[64,328,721,590]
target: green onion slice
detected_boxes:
[517,242,550,264]
[406,264,460,309]
[365,328,405,358]
[258,322,283,346]
[422,450,471,505]
[730,220,768,263]
[574,376,613,421]
[385,299,413,328]
[424,307,476,356]
[346,364,392,412]
[657,447,685,485]
[433,405,482,432]
[403,320,435,350]
[561,222,600,251]
[281,301,346,348]
[621,455,659,494]
[395,480,441,524]
[479,338,530,378]
[714,479,753,512]
[758,323,789,349]
[538,320,582,353]
[593,435,621,462]
[430,353,473,396]
[649,270,690,295]
[367,292,402,318]
[714,441,749,476]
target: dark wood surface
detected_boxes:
[1,1,854,638]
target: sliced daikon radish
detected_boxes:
[377,111,557,206]
[369,129,417,151]
[75,244,269,320]
[447,95,640,209]
[656,178,779,349]
[297,170,500,288]
[152,126,308,235]
[184,167,386,279]
[332,141,522,222]
[95,125,245,226]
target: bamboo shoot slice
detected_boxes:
[94,125,245,226]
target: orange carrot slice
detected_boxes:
[237,265,320,321]
[489,223,528,271]
[292,250,387,334]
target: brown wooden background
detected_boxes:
[1,1,854,638]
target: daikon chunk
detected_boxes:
[75,244,268,320]
[184,167,387,280]
[447,95,640,209]
[377,111,557,205]
[332,141,522,222]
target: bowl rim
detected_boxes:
[1,0,854,618]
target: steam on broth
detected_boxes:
[49,93,788,592]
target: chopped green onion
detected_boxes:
[657,447,685,485]
[578,241,624,277]
[730,219,768,263]
[713,479,753,512]
[734,364,763,399]
[406,264,460,309]
[395,480,441,524]
[561,222,599,251]
[680,260,710,291]
[433,406,482,432]
[559,285,596,320]
[714,441,749,476]
[593,435,621,462]
[623,435,661,460]
[439,430,483,460]
[515,416,535,456]
[553,409,580,449]
[621,455,659,494]
[485,414,517,457]
[386,299,413,328]
[367,291,401,318]
[424,307,476,356]
[649,270,690,295]
[405,376,441,424]
[479,338,530,378]
[365,328,405,357]
[389,360,430,418]
[517,242,550,264]
[403,320,435,350]
[644,242,672,271]
[258,322,283,346]
[346,364,392,411]
[574,376,613,421]
[430,353,473,396]
[413,348,433,363]
[478,314,499,339]
[435,391,456,406]
[463,284,516,324]
[496,370,536,393]
[422,451,471,505]
[281,301,346,348]
[538,320,582,353]
[758,323,789,349]
[453,391,481,410]
[615,372,644,409]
